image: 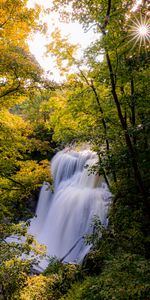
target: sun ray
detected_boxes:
[128,14,150,51]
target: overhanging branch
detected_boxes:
[0,83,21,98]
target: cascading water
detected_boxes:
[29,149,111,269]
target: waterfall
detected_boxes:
[29,149,111,269]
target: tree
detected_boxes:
[50,0,150,207]
[44,0,150,262]
[0,0,45,107]
[0,221,47,299]
[0,0,53,220]
[0,2,54,298]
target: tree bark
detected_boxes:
[130,78,136,145]
[105,51,150,213]
[90,80,110,152]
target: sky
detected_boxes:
[27,0,98,82]
[27,0,143,82]
[131,0,142,11]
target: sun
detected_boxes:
[128,15,150,49]
[138,25,148,35]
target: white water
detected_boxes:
[29,149,111,269]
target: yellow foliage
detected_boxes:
[0,0,41,48]
[14,159,51,187]
[20,274,61,300]
[47,28,79,75]
[0,0,44,109]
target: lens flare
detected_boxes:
[128,15,150,49]
[138,25,148,36]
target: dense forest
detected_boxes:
[0,0,150,299]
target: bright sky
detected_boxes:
[27,0,98,82]
[27,0,142,82]
[131,0,142,11]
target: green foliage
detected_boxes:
[1,258,31,300]
[62,254,150,300]
[0,110,52,222]
[14,91,57,160]
[109,180,150,257]
[0,0,150,299]
[84,216,103,248]
[0,109,52,300]
[44,257,63,275]
[0,0,54,223]
[49,0,150,221]
[0,221,46,300]
[19,261,82,300]
[0,2,55,299]
[44,258,83,295]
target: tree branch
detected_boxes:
[0,187,21,191]
[0,5,15,28]
[4,176,25,188]
[97,0,111,34]
[98,0,149,205]
[0,82,21,98]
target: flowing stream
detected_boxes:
[29,149,111,269]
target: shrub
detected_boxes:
[62,254,150,300]
[19,274,61,300]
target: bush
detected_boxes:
[19,262,83,300]
[62,254,150,300]
[44,258,83,295]
[19,274,61,300]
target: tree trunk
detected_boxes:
[90,80,110,152]
[105,51,149,212]
[130,78,136,145]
